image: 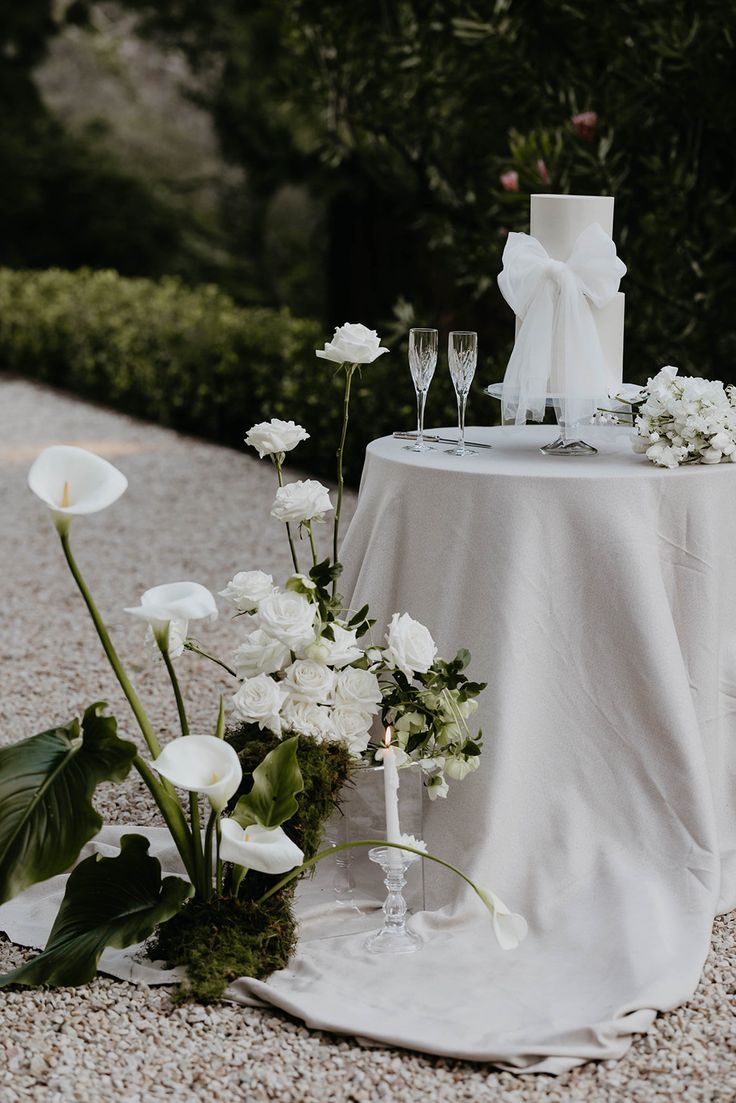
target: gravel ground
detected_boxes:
[1,376,734,1103]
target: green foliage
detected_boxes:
[151,893,297,1003]
[382,650,486,772]
[0,834,192,988]
[232,736,304,828]
[124,0,736,384]
[225,725,353,901]
[0,703,136,905]
[0,267,452,483]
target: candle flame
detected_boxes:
[61,480,70,508]
[384,726,393,748]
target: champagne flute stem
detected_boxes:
[416,389,426,449]
[458,392,467,452]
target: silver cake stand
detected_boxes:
[484,383,598,456]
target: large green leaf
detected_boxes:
[233,736,304,828]
[0,702,137,904]
[0,834,192,988]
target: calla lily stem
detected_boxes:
[59,533,197,886]
[255,838,492,917]
[158,637,209,895]
[60,532,162,759]
[216,818,223,896]
[133,755,197,885]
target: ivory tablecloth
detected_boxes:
[4,424,735,1072]
[236,424,736,1070]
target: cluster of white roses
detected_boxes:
[222,335,484,799]
[223,565,437,760]
[632,366,736,469]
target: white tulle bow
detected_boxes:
[497,222,626,426]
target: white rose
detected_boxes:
[271,480,333,524]
[331,706,373,754]
[383,612,437,677]
[315,322,389,366]
[219,570,275,613]
[232,673,288,736]
[318,624,363,668]
[255,591,317,651]
[244,419,309,458]
[283,660,336,704]
[282,699,334,742]
[700,447,724,464]
[334,667,383,714]
[232,629,290,679]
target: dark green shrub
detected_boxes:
[0,266,465,484]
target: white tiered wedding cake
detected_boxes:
[497,191,627,433]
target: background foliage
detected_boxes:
[1,0,735,462]
[0,268,457,482]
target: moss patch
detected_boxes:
[152,894,297,1003]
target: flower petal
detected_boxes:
[219,821,304,874]
[28,446,128,517]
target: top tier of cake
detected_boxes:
[527,193,624,391]
[530,194,614,259]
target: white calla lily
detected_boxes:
[125,581,218,642]
[28,445,128,532]
[153,735,242,813]
[219,820,304,874]
[478,887,528,950]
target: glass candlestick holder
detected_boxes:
[364,846,423,955]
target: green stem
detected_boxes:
[160,639,189,737]
[184,641,237,679]
[274,457,300,573]
[133,755,196,884]
[204,809,217,900]
[231,865,247,897]
[256,839,492,917]
[158,637,206,894]
[216,818,223,897]
[306,522,318,567]
[332,364,355,596]
[60,532,161,759]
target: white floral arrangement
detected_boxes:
[0,321,525,1000]
[214,322,485,800]
[630,365,736,469]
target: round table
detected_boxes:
[316,422,735,1069]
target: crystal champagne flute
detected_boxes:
[447,330,478,456]
[407,328,438,452]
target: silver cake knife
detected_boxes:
[393,432,493,450]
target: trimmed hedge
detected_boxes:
[0,268,463,484]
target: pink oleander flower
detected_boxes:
[536,158,550,184]
[500,170,519,192]
[571,111,597,140]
